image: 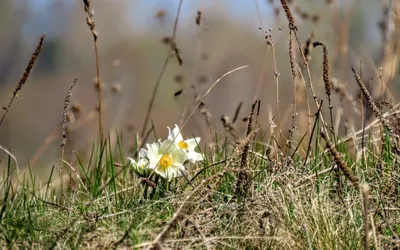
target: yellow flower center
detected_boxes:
[160,154,173,170]
[178,141,189,151]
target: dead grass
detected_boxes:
[1,1,400,249]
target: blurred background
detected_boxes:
[0,0,399,176]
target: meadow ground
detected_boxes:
[1,0,400,249]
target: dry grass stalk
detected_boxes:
[179,65,249,142]
[82,0,103,143]
[195,11,202,26]
[140,0,184,138]
[0,144,19,173]
[378,0,399,92]
[61,79,79,150]
[179,6,206,127]
[271,42,281,131]
[303,223,313,250]
[280,0,331,145]
[304,31,314,62]
[351,66,398,140]
[171,41,183,66]
[221,115,236,138]
[280,0,297,31]
[313,41,334,134]
[60,78,78,194]
[220,102,242,139]
[361,184,370,250]
[288,30,297,149]
[320,129,359,186]
[235,101,257,200]
[198,99,214,140]
[241,101,257,167]
[0,34,45,127]
[141,156,259,250]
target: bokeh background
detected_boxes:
[0,0,399,176]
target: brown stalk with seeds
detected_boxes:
[60,78,78,195]
[313,41,334,135]
[352,66,397,140]
[82,0,103,143]
[280,0,296,31]
[235,100,257,200]
[320,129,359,187]
[288,30,297,150]
[304,31,314,62]
[0,34,45,127]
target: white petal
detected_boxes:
[184,137,201,149]
[168,124,183,143]
[137,158,148,167]
[148,158,160,170]
[127,157,137,165]
[187,151,203,163]
[164,163,184,179]
[146,143,158,156]
[138,148,148,158]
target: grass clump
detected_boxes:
[1,121,400,249]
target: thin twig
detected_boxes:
[59,78,78,194]
[362,184,370,250]
[82,0,103,143]
[141,0,184,138]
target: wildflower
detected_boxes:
[127,148,149,176]
[167,124,203,163]
[146,140,187,180]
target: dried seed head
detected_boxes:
[93,77,104,91]
[174,89,183,97]
[196,11,202,26]
[304,31,314,62]
[92,30,99,41]
[174,74,184,83]
[111,82,121,93]
[155,9,166,20]
[162,36,171,45]
[321,129,359,186]
[311,14,320,23]
[172,42,183,65]
[376,100,393,110]
[313,41,331,97]
[71,102,82,115]
[301,12,309,20]
[66,112,75,124]
[361,183,370,194]
[221,115,230,125]
[280,0,297,31]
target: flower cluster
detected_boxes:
[127,125,203,180]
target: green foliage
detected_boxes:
[0,130,399,249]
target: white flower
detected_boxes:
[167,124,203,163]
[146,140,187,180]
[127,148,149,176]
